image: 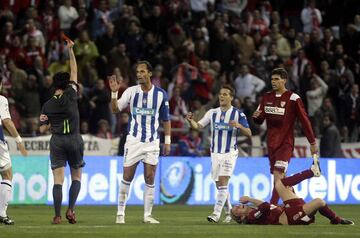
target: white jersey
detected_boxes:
[198,106,249,154]
[117,85,170,143]
[0,96,11,142]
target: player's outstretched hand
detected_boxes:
[17,142,28,157]
[186,112,193,121]
[240,196,250,204]
[252,110,262,118]
[108,75,120,92]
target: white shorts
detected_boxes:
[123,135,160,167]
[0,142,11,172]
[211,150,238,181]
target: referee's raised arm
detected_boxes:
[66,38,77,83]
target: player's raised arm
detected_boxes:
[65,37,77,83]
[109,75,121,113]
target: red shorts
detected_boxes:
[284,198,315,225]
[268,144,293,174]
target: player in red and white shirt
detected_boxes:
[231,158,354,225]
[253,68,317,205]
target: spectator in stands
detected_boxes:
[234,64,265,103]
[96,119,112,139]
[7,59,27,93]
[269,24,291,61]
[58,0,78,34]
[339,84,360,142]
[169,86,188,142]
[69,6,88,39]
[96,23,117,56]
[88,79,111,134]
[320,114,344,158]
[91,0,123,40]
[22,18,46,54]
[313,97,337,137]
[74,30,99,82]
[106,42,132,81]
[301,0,322,34]
[291,49,310,92]
[306,73,328,124]
[48,53,70,76]
[231,23,255,66]
[178,128,204,156]
[80,121,90,135]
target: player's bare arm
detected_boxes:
[109,75,120,113]
[162,120,171,156]
[186,112,203,130]
[229,120,252,137]
[2,118,28,156]
[240,196,264,206]
[65,38,77,83]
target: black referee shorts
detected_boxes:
[50,134,85,170]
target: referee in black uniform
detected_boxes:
[39,38,84,225]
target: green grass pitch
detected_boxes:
[1,205,359,238]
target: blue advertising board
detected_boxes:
[11,156,360,205]
[160,157,360,205]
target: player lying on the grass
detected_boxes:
[231,157,354,225]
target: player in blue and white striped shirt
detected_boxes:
[109,61,171,224]
[186,85,252,223]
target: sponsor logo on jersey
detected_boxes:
[214,122,232,131]
[133,107,155,116]
[264,106,285,115]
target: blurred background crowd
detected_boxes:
[0,0,359,156]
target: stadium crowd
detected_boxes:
[0,0,359,155]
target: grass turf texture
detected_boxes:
[1,205,359,238]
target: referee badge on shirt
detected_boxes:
[280,101,286,107]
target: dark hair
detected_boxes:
[136,60,153,72]
[221,84,235,97]
[230,208,247,224]
[53,72,70,90]
[271,68,288,80]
